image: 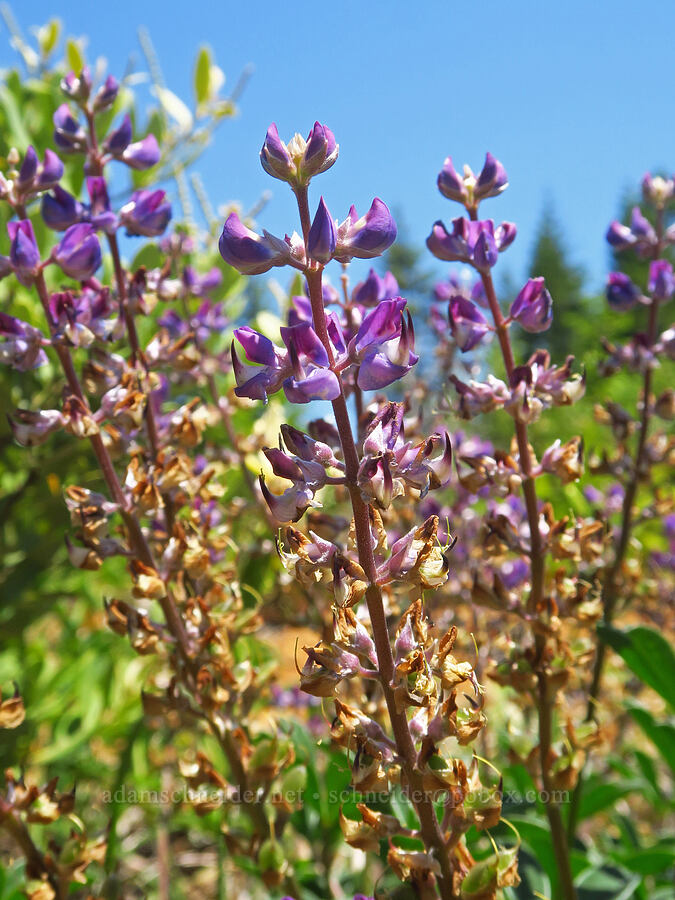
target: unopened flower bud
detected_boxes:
[218,212,291,275]
[8,220,41,285]
[474,152,508,201]
[606,272,643,310]
[648,259,675,302]
[53,104,86,153]
[509,277,553,332]
[119,190,171,237]
[41,186,82,231]
[437,156,469,204]
[449,295,490,351]
[260,123,295,181]
[307,197,337,264]
[61,68,92,103]
[641,172,675,209]
[93,74,119,112]
[52,224,101,280]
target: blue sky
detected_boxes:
[5,1,675,292]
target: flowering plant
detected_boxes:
[0,15,673,900]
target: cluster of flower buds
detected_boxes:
[357,403,452,508]
[0,218,101,288]
[437,152,508,211]
[450,349,584,423]
[231,292,417,404]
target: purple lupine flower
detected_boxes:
[0,312,48,370]
[48,286,115,345]
[93,74,119,112]
[302,122,338,180]
[219,212,295,275]
[495,220,517,251]
[606,272,643,310]
[86,177,118,233]
[437,156,469,205]
[231,322,339,404]
[182,266,223,297]
[334,199,397,262]
[16,146,39,187]
[509,277,553,332]
[348,298,418,389]
[352,268,399,307]
[259,426,340,522]
[474,152,509,201]
[427,217,514,270]
[103,114,133,154]
[282,323,341,403]
[642,172,675,208]
[473,228,499,269]
[307,197,337,264]
[280,423,343,469]
[358,402,452,507]
[36,149,64,190]
[7,409,65,447]
[605,220,634,252]
[121,134,161,171]
[449,374,510,419]
[288,293,313,326]
[41,185,84,231]
[448,295,491,350]
[648,259,675,302]
[606,206,657,257]
[8,220,41,285]
[119,190,171,237]
[259,472,317,523]
[53,104,86,153]
[52,224,101,280]
[260,123,295,181]
[434,272,487,307]
[61,68,92,103]
[260,121,338,187]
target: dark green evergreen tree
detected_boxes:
[521,206,590,359]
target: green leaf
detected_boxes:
[153,86,194,134]
[598,624,675,708]
[37,19,61,58]
[0,80,31,148]
[507,816,558,888]
[576,775,643,821]
[628,705,675,774]
[194,46,212,106]
[616,846,675,876]
[65,38,84,74]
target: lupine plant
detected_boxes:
[219,124,516,900]
[1,18,674,900]
[424,157,674,900]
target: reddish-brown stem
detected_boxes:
[470,220,576,900]
[33,271,190,644]
[0,803,62,896]
[568,228,663,841]
[295,187,454,898]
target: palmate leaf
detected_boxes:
[597,624,675,708]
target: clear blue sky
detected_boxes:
[4,1,675,292]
